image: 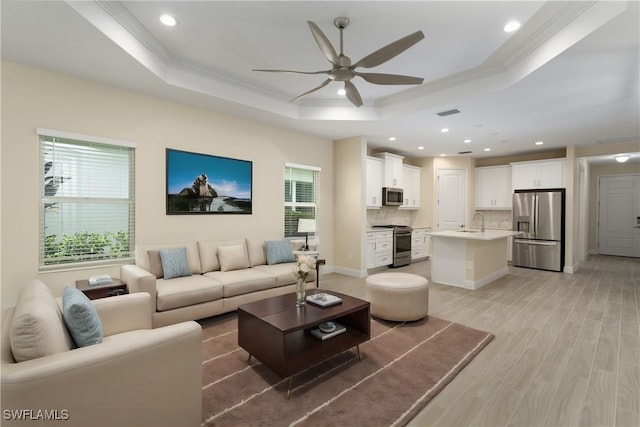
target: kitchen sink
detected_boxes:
[456,229,480,233]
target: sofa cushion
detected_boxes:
[265,240,296,265]
[204,270,277,298]
[10,280,73,362]
[147,250,164,278]
[254,262,313,286]
[218,244,250,272]
[160,247,193,280]
[137,241,201,275]
[156,275,224,311]
[62,287,103,347]
[198,239,245,273]
[246,238,267,267]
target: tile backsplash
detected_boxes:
[475,210,512,230]
[368,207,512,229]
[367,207,416,227]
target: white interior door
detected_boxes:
[598,175,640,257]
[437,168,467,230]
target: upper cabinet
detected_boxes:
[400,165,421,209]
[366,157,383,208]
[373,152,404,188]
[475,165,512,210]
[511,159,565,190]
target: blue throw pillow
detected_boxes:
[62,287,103,347]
[159,247,192,279]
[265,240,296,265]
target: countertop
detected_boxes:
[427,229,522,241]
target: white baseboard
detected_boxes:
[331,265,368,278]
[563,262,579,274]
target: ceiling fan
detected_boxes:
[254,17,425,107]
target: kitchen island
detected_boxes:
[427,229,521,290]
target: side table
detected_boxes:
[75,278,128,300]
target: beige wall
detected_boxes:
[475,149,566,167]
[333,137,366,276]
[407,156,434,229]
[1,62,334,310]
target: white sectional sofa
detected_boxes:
[121,238,315,327]
[1,281,202,427]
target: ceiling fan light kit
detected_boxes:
[254,17,425,107]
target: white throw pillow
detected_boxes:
[218,244,250,272]
[10,280,73,362]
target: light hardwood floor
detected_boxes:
[319,255,639,427]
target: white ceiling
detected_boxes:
[2,1,639,162]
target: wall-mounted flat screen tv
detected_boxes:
[166,148,252,215]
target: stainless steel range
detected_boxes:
[372,225,412,267]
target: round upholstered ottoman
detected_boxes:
[365,272,429,321]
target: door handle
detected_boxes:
[514,239,558,246]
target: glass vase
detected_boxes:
[296,278,306,306]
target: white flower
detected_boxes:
[293,254,317,280]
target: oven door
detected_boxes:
[392,230,412,268]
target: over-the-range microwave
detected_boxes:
[382,187,403,206]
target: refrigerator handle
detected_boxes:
[533,194,540,236]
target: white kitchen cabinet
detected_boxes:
[511,159,565,190]
[365,230,393,268]
[411,228,431,260]
[365,232,376,269]
[400,165,421,209]
[508,235,513,262]
[374,230,393,267]
[366,157,383,208]
[475,165,512,210]
[373,152,404,188]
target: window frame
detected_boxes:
[38,128,136,271]
[284,162,320,240]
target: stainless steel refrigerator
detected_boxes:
[512,189,565,272]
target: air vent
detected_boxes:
[437,109,460,117]
[458,151,472,155]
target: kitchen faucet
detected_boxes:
[473,212,486,232]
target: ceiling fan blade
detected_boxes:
[344,81,363,107]
[354,31,425,69]
[355,72,424,85]
[290,79,332,103]
[253,68,331,75]
[307,21,339,65]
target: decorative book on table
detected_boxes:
[310,323,346,341]
[306,292,342,307]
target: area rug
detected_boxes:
[200,313,494,426]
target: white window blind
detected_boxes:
[284,163,320,238]
[39,130,135,269]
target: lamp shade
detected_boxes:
[297,218,316,233]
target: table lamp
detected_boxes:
[297,218,316,251]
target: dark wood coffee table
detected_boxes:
[238,290,370,398]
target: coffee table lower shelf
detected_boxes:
[238,291,370,399]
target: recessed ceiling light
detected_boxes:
[160,14,177,27]
[504,20,521,33]
[418,146,424,150]
[441,128,449,133]
[440,153,446,157]
[484,148,491,152]
[534,141,544,146]
[337,88,346,96]
[464,139,471,143]
[389,137,396,141]
[615,155,630,163]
